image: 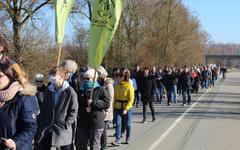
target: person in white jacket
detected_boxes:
[97,66,114,150]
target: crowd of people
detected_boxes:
[0,35,228,150]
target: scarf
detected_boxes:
[80,80,101,92]
[0,81,22,107]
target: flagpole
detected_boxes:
[56,43,62,67]
[90,69,97,99]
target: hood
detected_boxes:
[105,77,114,84]
[48,81,69,93]
[20,81,37,96]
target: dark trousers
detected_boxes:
[36,132,71,150]
[142,101,155,120]
[75,128,103,150]
[166,90,172,105]
[182,89,191,105]
[100,121,109,150]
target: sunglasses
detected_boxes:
[83,77,91,80]
[36,80,43,83]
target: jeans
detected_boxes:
[172,85,178,103]
[157,84,164,103]
[182,89,191,105]
[202,80,208,90]
[142,101,155,120]
[115,108,133,140]
[75,128,103,150]
[135,90,141,106]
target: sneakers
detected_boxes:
[142,119,146,123]
[111,140,121,146]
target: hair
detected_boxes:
[61,59,78,72]
[0,63,18,82]
[144,66,150,70]
[119,67,130,82]
[0,34,9,52]
[49,67,67,79]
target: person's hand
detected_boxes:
[123,109,128,115]
[87,99,93,106]
[3,139,16,149]
[86,106,92,113]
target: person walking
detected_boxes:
[139,67,157,123]
[162,69,175,106]
[179,66,193,106]
[97,66,114,150]
[112,68,134,146]
[76,69,110,150]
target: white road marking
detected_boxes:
[148,88,211,150]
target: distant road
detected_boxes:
[108,71,240,150]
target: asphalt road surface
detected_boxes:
[107,71,240,150]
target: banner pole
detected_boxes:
[56,43,62,67]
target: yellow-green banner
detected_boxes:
[88,0,125,68]
[55,0,74,43]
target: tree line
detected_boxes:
[0,0,209,80]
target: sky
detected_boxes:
[182,0,240,44]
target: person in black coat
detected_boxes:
[0,63,39,150]
[34,74,47,112]
[154,67,164,103]
[162,69,175,106]
[139,67,157,123]
[179,66,193,106]
[132,64,142,107]
[75,69,110,150]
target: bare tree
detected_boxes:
[0,0,52,62]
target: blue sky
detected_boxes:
[182,0,240,44]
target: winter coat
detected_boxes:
[155,72,164,88]
[162,74,175,91]
[179,71,193,90]
[36,85,47,112]
[139,75,157,102]
[103,78,114,121]
[77,87,110,129]
[201,70,209,81]
[0,94,39,150]
[35,81,78,147]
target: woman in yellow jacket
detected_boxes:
[112,68,134,146]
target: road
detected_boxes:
[107,71,240,150]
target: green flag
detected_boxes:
[88,0,125,68]
[55,0,74,43]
